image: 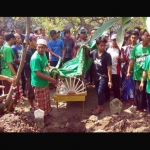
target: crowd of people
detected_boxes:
[0,25,150,126]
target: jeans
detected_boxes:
[146,93,150,114]
[94,78,107,105]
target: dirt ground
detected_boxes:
[0,85,150,132]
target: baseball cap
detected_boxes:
[49,30,57,36]
[29,33,38,41]
[14,33,20,38]
[80,28,87,34]
[111,34,117,40]
[37,39,47,46]
[103,31,109,37]
[55,30,60,33]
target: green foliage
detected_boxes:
[122,17,132,25]
[142,17,150,34]
[116,25,124,50]
[91,17,120,42]
[3,17,150,39]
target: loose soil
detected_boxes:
[0,85,150,132]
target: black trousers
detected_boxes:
[84,63,94,83]
[45,51,49,61]
[50,61,62,68]
[105,74,120,100]
[50,61,58,67]
[134,80,147,110]
[21,70,26,93]
[63,58,72,64]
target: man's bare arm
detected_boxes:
[7,63,17,75]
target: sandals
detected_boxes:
[92,109,102,115]
[91,107,104,115]
[91,107,104,112]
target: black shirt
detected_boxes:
[62,38,74,58]
[24,47,36,78]
[76,38,89,47]
[20,34,25,44]
[90,50,112,81]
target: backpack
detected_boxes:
[121,75,134,101]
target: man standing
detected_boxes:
[48,30,65,67]
[121,31,139,105]
[76,28,89,47]
[0,33,16,94]
[56,30,61,39]
[30,39,57,125]
[106,34,126,101]
[76,28,89,83]
[84,28,97,85]
[62,29,75,63]
[84,37,112,114]
[24,34,38,111]
[0,34,4,95]
[38,27,49,60]
[60,27,66,40]
[35,27,41,36]
[134,27,142,43]
[127,29,150,112]
[12,33,26,96]
[0,29,5,39]
[38,28,49,42]
[15,28,25,44]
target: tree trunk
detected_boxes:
[0,17,31,110]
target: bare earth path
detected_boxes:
[0,85,150,132]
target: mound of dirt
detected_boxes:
[0,111,150,132]
[92,113,150,132]
[0,113,40,132]
[0,87,150,132]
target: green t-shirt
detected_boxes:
[130,44,150,81]
[0,44,14,77]
[30,51,49,87]
[142,55,150,94]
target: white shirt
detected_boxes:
[107,47,123,74]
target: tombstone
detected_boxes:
[110,98,123,114]
[34,109,45,128]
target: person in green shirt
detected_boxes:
[139,55,150,114]
[127,29,150,112]
[0,33,16,94]
[30,39,57,126]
